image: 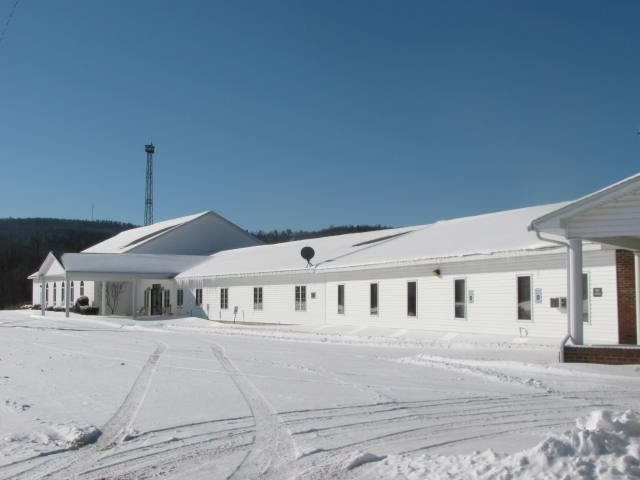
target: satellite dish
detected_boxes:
[301,246,315,266]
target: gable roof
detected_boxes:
[28,251,65,280]
[529,171,640,250]
[83,211,261,255]
[177,202,570,280]
[529,172,640,235]
[83,212,209,253]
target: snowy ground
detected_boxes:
[0,310,639,479]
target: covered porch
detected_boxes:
[38,253,207,319]
[530,172,640,361]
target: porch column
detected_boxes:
[40,278,45,317]
[635,252,640,345]
[65,273,70,318]
[101,281,107,316]
[132,279,138,319]
[568,238,584,345]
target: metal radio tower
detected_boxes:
[144,143,155,226]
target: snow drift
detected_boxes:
[376,410,640,479]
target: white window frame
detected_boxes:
[370,283,379,316]
[454,278,466,319]
[220,288,229,310]
[177,289,184,307]
[407,281,417,317]
[337,284,345,314]
[583,272,590,323]
[517,275,532,321]
[295,285,307,311]
[253,287,263,310]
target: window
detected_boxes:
[454,279,466,319]
[46,283,49,302]
[517,276,532,320]
[295,285,306,311]
[407,281,417,317]
[53,283,57,303]
[177,289,184,307]
[195,288,203,306]
[70,281,74,302]
[164,289,170,309]
[370,283,379,315]
[80,281,84,296]
[220,288,229,309]
[61,282,65,302]
[337,284,345,314]
[253,287,263,310]
[583,273,589,323]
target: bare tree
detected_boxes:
[105,281,126,315]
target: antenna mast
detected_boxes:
[144,142,155,225]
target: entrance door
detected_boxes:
[151,284,163,315]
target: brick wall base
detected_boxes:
[563,345,640,365]
[616,250,637,344]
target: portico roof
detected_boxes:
[529,172,640,250]
[60,253,208,281]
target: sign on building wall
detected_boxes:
[535,288,542,304]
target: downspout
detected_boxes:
[312,264,327,325]
[533,230,573,341]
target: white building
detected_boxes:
[30,211,261,316]
[30,173,640,347]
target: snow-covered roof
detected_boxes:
[62,253,207,279]
[83,212,210,253]
[323,202,571,270]
[177,202,571,280]
[28,251,65,280]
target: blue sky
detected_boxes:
[1,0,639,231]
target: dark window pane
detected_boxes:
[517,276,531,320]
[454,279,465,318]
[370,283,378,315]
[407,282,416,317]
[337,284,345,314]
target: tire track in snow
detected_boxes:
[210,343,297,479]
[264,385,594,477]
[0,342,166,480]
[393,354,556,392]
[94,342,166,450]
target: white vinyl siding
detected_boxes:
[177,248,618,343]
